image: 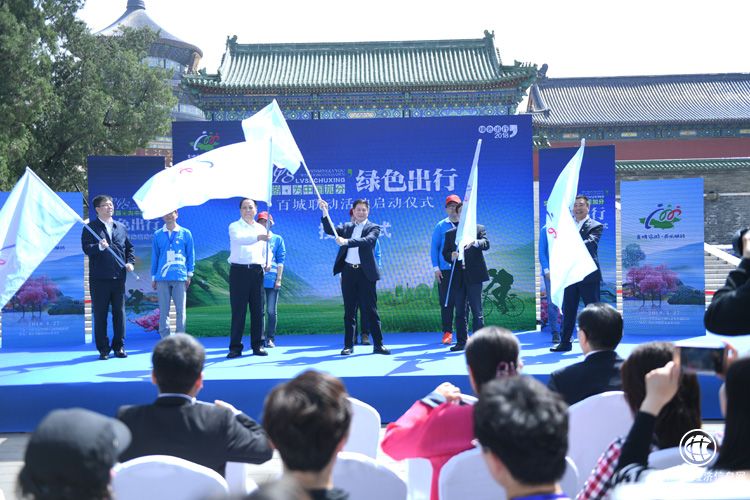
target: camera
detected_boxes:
[731,227,749,256]
[676,345,725,375]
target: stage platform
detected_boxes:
[1,330,745,432]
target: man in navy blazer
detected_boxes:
[547,303,623,405]
[81,194,135,360]
[319,199,390,355]
[551,195,604,352]
[117,334,272,474]
[442,222,490,351]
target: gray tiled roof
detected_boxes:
[530,73,750,127]
[617,158,750,173]
[97,0,202,59]
[183,31,535,92]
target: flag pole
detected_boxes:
[443,257,457,308]
[301,159,339,238]
[265,136,273,269]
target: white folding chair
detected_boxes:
[225,461,259,495]
[112,455,229,500]
[560,456,579,498]
[332,451,407,500]
[343,396,381,458]
[648,447,685,470]
[568,391,633,491]
[405,458,432,500]
[437,447,506,500]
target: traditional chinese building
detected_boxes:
[527,68,750,244]
[97,0,205,159]
[181,31,536,120]
[527,67,750,159]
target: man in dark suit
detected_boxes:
[551,195,604,352]
[117,334,272,475]
[442,220,490,352]
[81,194,135,360]
[319,199,390,356]
[547,303,623,405]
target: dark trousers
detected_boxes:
[452,279,484,345]
[342,265,383,349]
[561,272,601,344]
[229,264,265,352]
[439,269,455,332]
[90,278,126,354]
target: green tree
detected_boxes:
[622,243,646,269]
[0,0,176,191]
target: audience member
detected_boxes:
[577,342,702,500]
[704,229,750,335]
[713,354,750,472]
[262,370,352,500]
[242,477,312,500]
[548,303,624,405]
[17,408,131,500]
[474,376,570,500]
[117,334,272,475]
[381,326,520,500]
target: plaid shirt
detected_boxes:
[577,437,623,500]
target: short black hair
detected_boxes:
[93,195,113,208]
[474,376,568,486]
[263,370,351,472]
[152,334,205,394]
[352,199,369,210]
[713,357,750,471]
[575,195,589,205]
[464,326,520,391]
[239,198,256,209]
[577,303,623,350]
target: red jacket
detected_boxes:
[381,400,475,500]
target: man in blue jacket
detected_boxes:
[430,194,462,345]
[151,210,195,338]
[257,211,285,348]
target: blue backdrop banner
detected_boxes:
[87,156,165,337]
[621,178,705,336]
[539,145,617,303]
[167,115,536,336]
[1,192,85,348]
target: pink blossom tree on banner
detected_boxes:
[11,277,61,318]
[626,264,678,307]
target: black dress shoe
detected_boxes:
[341,348,353,355]
[253,347,268,356]
[98,352,109,360]
[449,344,466,352]
[113,348,127,358]
[373,345,391,355]
[226,351,242,359]
[550,343,573,352]
[361,333,371,345]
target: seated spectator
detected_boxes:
[262,370,351,500]
[577,342,702,500]
[117,334,272,475]
[17,408,131,500]
[381,326,520,500]
[242,476,312,500]
[474,376,570,499]
[704,229,750,335]
[548,303,624,406]
[612,352,750,486]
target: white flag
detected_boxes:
[544,139,597,308]
[0,168,82,308]
[455,140,482,262]
[133,140,272,220]
[242,99,304,175]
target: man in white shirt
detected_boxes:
[227,198,271,358]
